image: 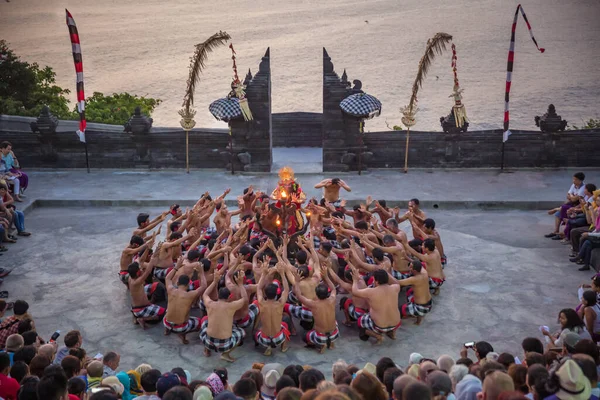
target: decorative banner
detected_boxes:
[503,4,545,142]
[228,43,253,121]
[450,44,468,128]
[65,9,86,143]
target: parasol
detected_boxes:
[209,97,243,122]
[340,92,382,175]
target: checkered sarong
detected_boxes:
[287,291,300,305]
[235,302,260,329]
[200,318,246,352]
[144,282,160,297]
[391,270,412,280]
[163,316,201,334]
[441,256,447,269]
[358,313,401,334]
[284,304,314,322]
[118,271,130,285]
[305,324,340,347]
[154,267,173,280]
[429,277,445,290]
[132,304,165,319]
[402,296,433,318]
[339,93,382,119]
[340,297,366,322]
[209,97,243,122]
[254,323,290,349]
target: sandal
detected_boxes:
[17,232,30,237]
[0,291,9,299]
[7,235,17,241]
[4,238,16,244]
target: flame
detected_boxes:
[281,190,287,198]
[276,219,281,226]
[306,212,311,216]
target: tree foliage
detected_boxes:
[568,119,600,130]
[0,40,161,125]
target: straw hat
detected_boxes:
[554,359,591,400]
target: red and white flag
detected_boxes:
[65,9,86,143]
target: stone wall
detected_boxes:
[363,128,600,168]
[0,121,229,169]
[228,48,272,172]
[272,112,322,147]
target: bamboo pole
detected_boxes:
[229,125,234,175]
[403,128,410,173]
[185,129,190,173]
[358,120,363,175]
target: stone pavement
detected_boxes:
[0,207,587,380]
[18,169,600,213]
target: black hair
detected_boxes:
[169,232,183,241]
[408,238,423,251]
[37,365,68,400]
[243,187,250,195]
[299,369,325,392]
[162,387,193,400]
[331,178,341,185]
[18,318,34,334]
[275,375,296,393]
[410,259,423,272]
[382,234,395,245]
[383,367,403,397]
[372,248,384,262]
[283,365,304,387]
[13,299,29,317]
[22,331,38,346]
[423,238,435,252]
[141,369,162,393]
[127,262,140,278]
[17,375,40,400]
[177,275,190,287]
[233,378,257,399]
[321,242,333,254]
[187,250,201,261]
[584,290,598,306]
[137,213,150,226]
[355,221,368,231]
[130,235,144,247]
[10,360,28,383]
[297,265,309,279]
[68,377,86,395]
[353,205,361,212]
[264,284,278,300]
[373,269,389,285]
[559,308,585,330]
[296,250,308,265]
[424,218,435,230]
[0,352,10,371]
[14,345,37,365]
[218,287,231,300]
[574,172,586,181]
[376,357,397,383]
[239,246,256,260]
[475,341,494,359]
[171,367,186,381]
[378,200,387,208]
[497,353,515,370]
[409,198,420,206]
[323,229,337,241]
[586,183,597,194]
[332,211,344,219]
[315,283,329,300]
[200,258,211,272]
[0,142,11,149]
[521,337,544,355]
[171,221,181,231]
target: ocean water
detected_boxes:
[1,0,599,132]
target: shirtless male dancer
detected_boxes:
[361,234,412,280]
[332,259,369,327]
[351,268,401,345]
[119,232,157,285]
[398,260,433,324]
[163,258,207,344]
[315,178,351,208]
[127,254,166,329]
[293,265,339,354]
[154,229,196,279]
[401,237,445,295]
[410,217,447,267]
[133,211,168,240]
[200,267,248,362]
[254,264,291,356]
[395,198,426,238]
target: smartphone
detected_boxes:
[94,353,103,360]
[50,330,61,343]
[464,341,475,348]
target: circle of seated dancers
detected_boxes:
[118,176,447,363]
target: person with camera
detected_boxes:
[460,341,495,365]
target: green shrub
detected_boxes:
[568,119,600,130]
[81,92,161,125]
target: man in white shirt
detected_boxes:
[546,172,586,239]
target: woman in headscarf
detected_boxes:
[127,369,143,397]
[116,371,134,400]
[193,386,213,400]
[205,372,225,396]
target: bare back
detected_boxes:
[365,284,400,327]
[165,288,198,324]
[258,299,285,337]
[129,278,150,308]
[423,250,444,280]
[306,298,337,334]
[206,300,244,339]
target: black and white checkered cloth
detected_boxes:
[339,93,382,119]
[209,97,243,122]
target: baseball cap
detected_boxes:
[157,372,181,397]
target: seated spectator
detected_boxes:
[427,370,452,400]
[275,375,296,394]
[393,375,417,400]
[460,341,494,365]
[137,368,161,400]
[5,333,24,364]
[87,361,105,392]
[525,364,549,400]
[351,371,387,400]
[62,356,82,380]
[481,371,514,400]
[0,300,31,349]
[577,290,600,341]
[299,369,325,392]
[332,371,351,386]
[521,338,544,358]
[68,377,87,400]
[0,184,30,236]
[0,352,19,399]
[21,331,40,348]
[437,355,455,373]
[0,142,27,198]
[163,386,193,400]
[101,376,125,397]
[403,381,432,400]
[383,368,403,399]
[563,183,597,243]
[331,360,348,383]
[37,364,68,400]
[192,386,213,400]
[0,159,21,202]
[455,373,482,400]
[17,375,39,400]
[570,195,600,271]
[572,354,599,398]
[157,373,181,398]
[543,351,560,369]
[282,365,303,388]
[102,352,120,378]
[29,355,51,378]
[497,353,516,370]
[275,387,302,400]
[507,364,528,397]
[546,172,586,239]
[55,330,82,365]
[13,344,36,365]
[375,357,396,383]
[449,364,469,392]
[542,359,590,400]
[541,308,591,348]
[261,364,282,400]
[39,343,57,364]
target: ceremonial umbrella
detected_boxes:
[209,97,243,174]
[340,93,382,175]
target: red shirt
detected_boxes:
[0,373,20,400]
